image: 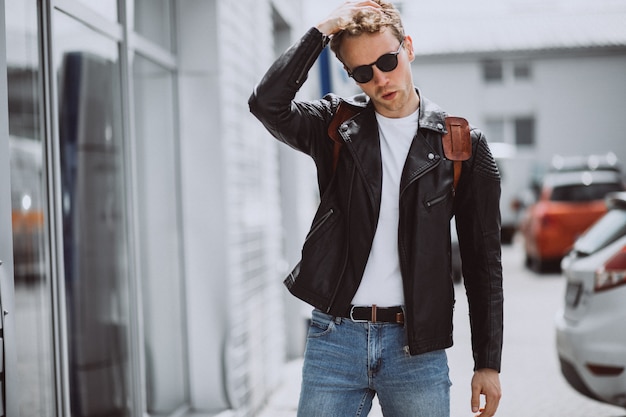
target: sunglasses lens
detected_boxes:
[349,42,403,83]
[352,66,374,83]
[377,53,399,72]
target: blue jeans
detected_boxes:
[298,309,451,417]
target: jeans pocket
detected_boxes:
[307,309,337,338]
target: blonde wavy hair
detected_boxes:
[329,0,405,60]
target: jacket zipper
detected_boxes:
[397,157,442,332]
[304,208,334,243]
[338,129,378,215]
[294,35,326,86]
[399,158,441,199]
[425,191,449,209]
[398,159,443,266]
[326,163,356,313]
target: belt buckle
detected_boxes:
[349,305,370,323]
[349,305,377,323]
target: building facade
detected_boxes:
[0,1,314,416]
[400,0,626,237]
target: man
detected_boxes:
[249,1,503,416]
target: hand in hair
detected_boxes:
[316,1,382,36]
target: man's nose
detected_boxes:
[371,67,389,86]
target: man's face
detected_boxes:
[340,29,418,118]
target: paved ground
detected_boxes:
[258,237,626,417]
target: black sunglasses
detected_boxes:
[347,40,404,84]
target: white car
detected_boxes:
[556,192,626,408]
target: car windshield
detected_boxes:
[550,183,624,202]
[573,209,626,255]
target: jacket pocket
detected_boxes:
[304,208,335,244]
[424,188,452,211]
[307,309,337,338]
[283,208,339,291]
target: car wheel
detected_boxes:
[530,257,545,273]
[524,253,532,268]
[525,254,546,273]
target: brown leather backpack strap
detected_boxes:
[442,116,472,190]
[453,161,462,191]
[328,102,359,173]
[332,141,342,173]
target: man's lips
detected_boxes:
[381,91,397,100]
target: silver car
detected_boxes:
[556,192,626,408]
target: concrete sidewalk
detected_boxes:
[256,358,302,417]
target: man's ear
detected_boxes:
[405,35,415,62]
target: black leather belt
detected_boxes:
[349,305,404,324]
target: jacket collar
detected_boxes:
[341,88,448,135]
[337,88,447,209]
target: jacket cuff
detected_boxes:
[315,27,332,48]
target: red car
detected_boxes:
[520,169,625,272]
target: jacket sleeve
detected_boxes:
[454,129,504,372]
[248,27,336,163]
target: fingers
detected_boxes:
[316,1,383,36]
[471,369,502,417]
[471,383,481,413]
[477,399,498,417]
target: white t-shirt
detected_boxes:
[351,109,418,307]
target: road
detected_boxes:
[259,236,626,417]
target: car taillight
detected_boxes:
[586,363,625,376]
[594,245,626,292]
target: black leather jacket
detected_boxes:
[249,28,503,372]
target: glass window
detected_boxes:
[132,54,187,413]
[6,2,56,415]
[54,11,133,416]
[515,117,534,146]
[130,0,173,51]
[550,183,623,202]
[513,61,532,80]
[482,59,503,82]
[574,209,626,255]
[74,1,118,22]
[485,118,505,143]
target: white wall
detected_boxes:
[412,51,626,171]
[534,54,626,162]
[177,0,309,415]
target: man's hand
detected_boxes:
[471,368,502,416]
[316,1,382,36]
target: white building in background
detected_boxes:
[400,0,626,238]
